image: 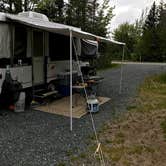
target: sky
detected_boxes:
[108,0,162,32]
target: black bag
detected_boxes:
[0,71,22,108]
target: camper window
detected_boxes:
[49,33,70,61]
[14,25,28,65]
[0,23,11,68]
[33,31,44,57]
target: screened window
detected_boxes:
[33,31,43,57]
[0,23,11,67]
[14,25,27,60]
[49,33,70,61]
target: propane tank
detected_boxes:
[87,95,99,113]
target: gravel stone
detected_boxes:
[0,64,165,165]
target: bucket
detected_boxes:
[15,92,25,112]
[87,98,99,113]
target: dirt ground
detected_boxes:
[70,109,166,166]
[100,109,166,166]
[0,64,165,166]
[70,74,166,166]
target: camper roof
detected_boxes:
[18,11,49,21]
[1,12,125,46]
[0,12,7,22]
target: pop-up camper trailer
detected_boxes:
[0,11,125,112]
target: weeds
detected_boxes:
[70,73,166,166]
[161,119,166,140]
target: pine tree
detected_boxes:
[93,0,114,36]
[140,2,161,62]
[65,0,113,37]
[143,2,158,31]
[157,1,166,61]
[65,0,89,30]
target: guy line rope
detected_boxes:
[72,38,106,166]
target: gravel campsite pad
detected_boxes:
[0,63,166,165]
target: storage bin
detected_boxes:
[58,85,70,96]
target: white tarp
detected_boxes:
[6,13,125,46]
[0,24,11,59]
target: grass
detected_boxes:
[137,73,166,112]
[69,72,166,166]
[161,119,166,140]
[57,163,66,166]
[97,63,120,71]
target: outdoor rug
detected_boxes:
[33,94,110,118]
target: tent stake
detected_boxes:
[70,29,73,131]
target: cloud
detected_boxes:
[109,0,161,32]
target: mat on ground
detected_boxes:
[33,94,110,118]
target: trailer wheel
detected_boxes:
[48,82,56,91]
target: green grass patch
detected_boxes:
[127,145,144,155]
[97,63,120,71]
[134,73,166,112]
[161,119,166,140]
[70,73,166,165]
[79,152,86,159]
[57,163,66,166]
[155,73,166,84]
[127,105,137,111]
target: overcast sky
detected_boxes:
[109,0,161,32]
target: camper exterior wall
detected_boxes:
[0,12,96,94]
[0,19,33,93]
[47,60,81,83]
[0,66,32,93]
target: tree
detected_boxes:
[36,0,65,23]
[0,0,38,13]
[113,22,138,60]
[133,9,149,61]
[139,2,161,62]
[0,0,114,38]
[93,0,114,36]
[157,1,166,61]
[65,0,114,37]
[65,0,89,30]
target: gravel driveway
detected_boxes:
[0,64,165,166]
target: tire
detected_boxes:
[47,80,58,91]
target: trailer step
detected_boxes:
[34,90,58,99]
[34,89,45,93]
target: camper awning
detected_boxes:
[6,14,125,46]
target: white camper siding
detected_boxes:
[0,66,32,93]
[47,60,80,83]
[10,66,32,87]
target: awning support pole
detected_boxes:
[70,29,73,131]
[119,45,125,94]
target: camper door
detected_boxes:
[33,31,44,85]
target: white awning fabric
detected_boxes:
[6,14,125,46]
